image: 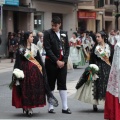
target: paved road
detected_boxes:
[0,61,104,120]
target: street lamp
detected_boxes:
[114,0,120,30]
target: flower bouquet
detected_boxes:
[96,46,111,66]
[86,64,99,84]
[9,68,24,89]
[75,64,99,89]
[76,39,81,49]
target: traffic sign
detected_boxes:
[5,0,19,6]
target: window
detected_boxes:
[98,0,104,7]
[110,0,114,4]
[34,12,44,33]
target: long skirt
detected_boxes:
[70,47,85,66]
[12,60,46,109]
[75,60,111,105]
[75,81,104,105]
[104,92,120,120]
[67,56,73,70]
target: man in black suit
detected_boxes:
[43,16,71,114]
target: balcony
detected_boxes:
[104,4,116,12]
[78,0,95,10]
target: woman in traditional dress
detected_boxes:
[11,32,58,116]
[75,31,114,111]
[69,32,85,68]
[104,35,120,120]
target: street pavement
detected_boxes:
[0,59,104,120]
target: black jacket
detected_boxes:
[43,29,69,64]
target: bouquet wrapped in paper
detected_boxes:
[76,64,99,89]
[96,46,111,66]
[9,68,24,89]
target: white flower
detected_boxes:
[13,68,24,79]
[61,34,66,37]
[96,46,105,55]
[96,46,100,50]
[89,64,99,71]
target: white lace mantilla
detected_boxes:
[107,45,120,102]
[25,43,39,57]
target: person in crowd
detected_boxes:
[43,16,71,114]
[33,31,39,45]
[7,32,12,57]
[11,31,58,117]
[75,31,114,111]
[85,31,94,50]
[83,31,95,62]
[108,29,117,48]
[9,33,16,63]
[37,32,44,52]
[16,32,22,46]
[37,32,46,63]
[104,34,120,120]
[89,31,96,44]
[69,32,85,68]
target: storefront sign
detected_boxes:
[0,0,5,5]
[5,0,19,6]
[78,11,96,19]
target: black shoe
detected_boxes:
[62,108,72,114]
[48,109,56,113]
[23,108,28,115]
[27,109,33,117]
[93,105,98,112]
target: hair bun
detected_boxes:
[98,30,108,43]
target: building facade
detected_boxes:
[77,0,119,33]
[32,0,78,37]
[1,0,35,55]
[0,0,78,55]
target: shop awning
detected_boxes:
[3,5,36,13]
